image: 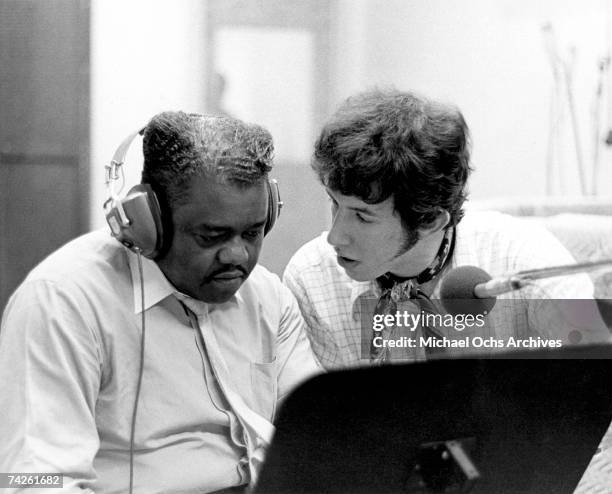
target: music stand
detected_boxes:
[255,345,612,493]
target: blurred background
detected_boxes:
[2,0,612,312]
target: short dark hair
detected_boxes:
[312,89,471,231]
[142,111,274,209]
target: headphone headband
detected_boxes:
[105,126,281,259]
[111,128,145,167]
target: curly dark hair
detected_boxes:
[313,89,471,232]
[141,111,274,210]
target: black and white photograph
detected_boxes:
[1,1,612,492]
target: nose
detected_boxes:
[327,208,350,248]
[217,237,249,265]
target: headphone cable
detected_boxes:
[129,249,147,494]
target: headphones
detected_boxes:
[104,127,283,259]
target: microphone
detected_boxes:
[439,260,612,316]
[439,266,497,316]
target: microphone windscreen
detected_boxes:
[439,265,496,316]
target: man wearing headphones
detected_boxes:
[0,112,319,493]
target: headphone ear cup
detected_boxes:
[105,184,165,258]
[264,178,282,236]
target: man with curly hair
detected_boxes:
[0,112,319,493]
[284,89,609,370]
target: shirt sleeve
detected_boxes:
[283,257,342,370]
[282,262,318,338]
[274,281,322,404]
[0,280,102,493]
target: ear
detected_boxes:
[418,209,451,237]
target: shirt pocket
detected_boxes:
[249,359,277,421]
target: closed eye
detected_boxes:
[243,229,263,240]
[194,233,226,246]
[356,212,372,223]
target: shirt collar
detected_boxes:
[174,289,243,317]
[127,249,176,314]
[126,249,243,314]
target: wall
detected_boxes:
[212,25,328,274]
[0,0,90,311]
[331,0,612,200]
[90,0,208,229]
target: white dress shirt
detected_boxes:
[0,229,320,493]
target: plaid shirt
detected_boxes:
[283,211,608,370]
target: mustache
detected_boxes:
[203,265,248,282]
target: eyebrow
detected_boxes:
[194,219,268,232]
[326,191,378,216]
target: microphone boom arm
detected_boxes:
[473,276,526,299]
[516,259,612,281]
[472,259,612,299]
